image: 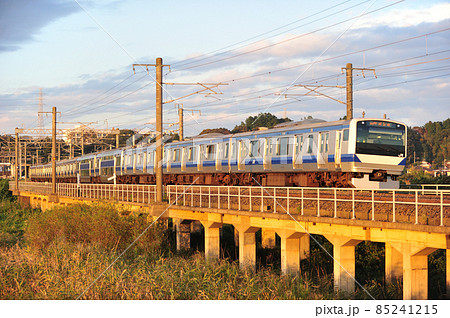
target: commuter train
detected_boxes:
[29,117,407,189]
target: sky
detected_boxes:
[0,0,449,137]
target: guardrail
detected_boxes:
[400,184,450,193]
[11,182,157,204]
[10,182,450,227]
[167,185,450,227]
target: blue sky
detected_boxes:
[0,0,449,137]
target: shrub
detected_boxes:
[25,202,166,256]
[0,179,13,202]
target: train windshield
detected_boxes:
[356,121,405,157]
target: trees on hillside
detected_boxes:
[231,113,291,133]
[408,119,449,168]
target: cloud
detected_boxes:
[0,0,79,52]
[354,3,450,29]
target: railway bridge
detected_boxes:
[10,181,450,300]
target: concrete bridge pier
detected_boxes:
[325,235,362,294]
[385,243,403,282]
[174,219,192,251]
[277,230,309,275]
[261,228,276,248]
[201,221,222,261]
[389,243,437,300]
[447,237,450,298]
[233,222,260,270]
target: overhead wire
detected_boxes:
[171,0,405,72]
[170,0,365,69]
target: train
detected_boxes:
[29,117,407,189]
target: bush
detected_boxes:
[25,202,167,256]
[0,179,13,202]
[0,200,36,247]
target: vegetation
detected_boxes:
[407,119,450,168]
[231,113,291,133]
[0,192,446,299]
[199,128,231,135]
[399,170,450,185]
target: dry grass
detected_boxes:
[0,199,409,300]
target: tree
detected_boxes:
[199,128,231,135]
[231,113,291,133]
[406,127,424,165]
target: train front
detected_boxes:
[347,118,407,189]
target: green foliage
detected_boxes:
[399,170,450,185]
[407,119,450,168]
[0,179,13,202]
[199,128,231,135]
[231,112,291,133]
[25,203,166,255]
[0,200,37,247]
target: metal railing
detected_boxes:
[11,182,157,204]
[10,182,450,227]
[167,185,450,227]
[400,184,450,193]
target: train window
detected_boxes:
[307,135,314,154]
[137,154,142,165]
[295,135,303,154]
[224,143,229,159]
[206,145,215,160]
[173,149,180,162]
[277,137,289,156]
[250,140,259,157]
[343,129,349,141]
[319,133,329,153]
[231,142,237,159]
[356,121,405,157]
[187,147,193,161]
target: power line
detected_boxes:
[171,0,365,69]
[172,1,405,72]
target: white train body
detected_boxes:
[30,117,407,189]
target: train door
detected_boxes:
[132,152,137,173]
[293,134,303,169]
[229,140,235,170]
[318,132,329,168]
[167,149,172,172]
[181,147,187,172]
[341,129,349,157]
[335,131,342,168]
[147,150,154,174]
[197,145,203,171]
[143,152,147,173]
[216,143,223,171]
[263,138,272,170]
[238,140,247,171]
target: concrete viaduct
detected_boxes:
[11,182,450,300]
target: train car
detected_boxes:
[29,117,407,189]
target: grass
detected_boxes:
[0,199,339,300]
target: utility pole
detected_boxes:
[51,106,57,196]
[342,63,376,120]
[81,134,84,156]
[178,106,184,141]
[174,105,200,141]
[155,58,164,203]
[345,63,353,120]
[24,142,27,180]
[115,128,120,149]
[133,58,170,203]
[14,128,19,194]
